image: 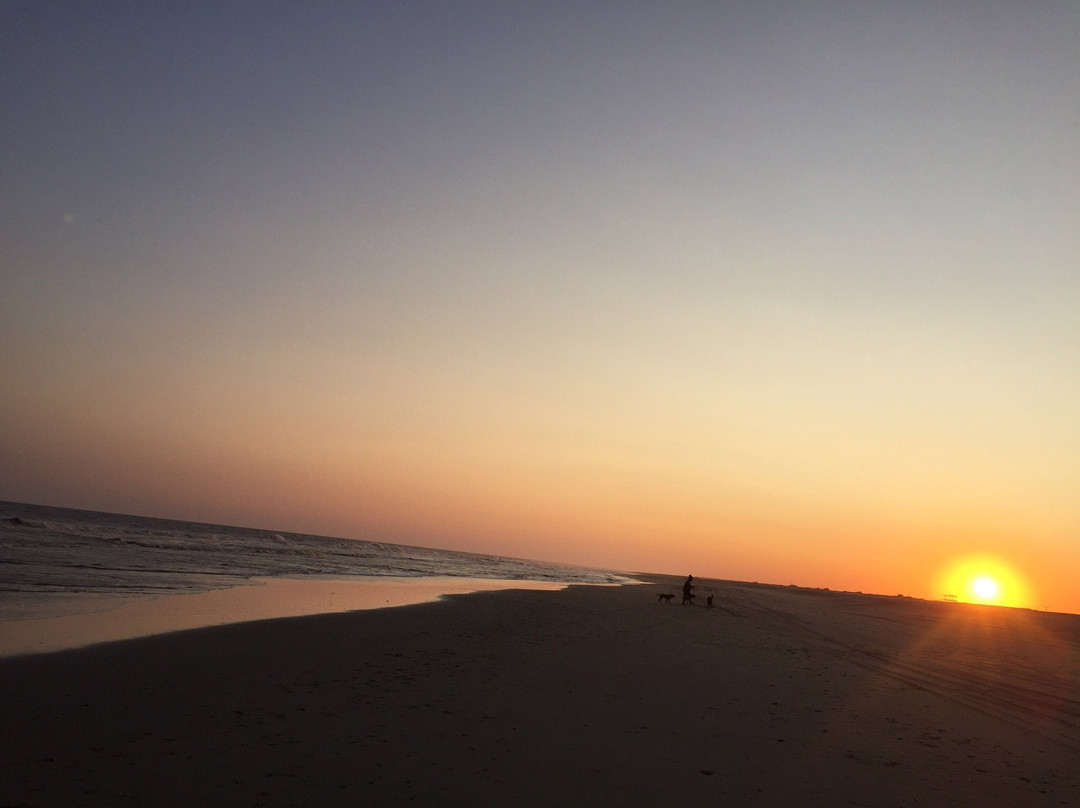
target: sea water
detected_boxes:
[0,501,629,622]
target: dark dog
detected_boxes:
[706,595,714,607]
[657,593,675,604]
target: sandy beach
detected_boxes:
[2,576,1077,807]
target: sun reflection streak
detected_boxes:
[821,593,1080,759]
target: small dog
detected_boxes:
[706,595,714,608]
[657,593,675,604]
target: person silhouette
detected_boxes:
[682,574,694,605]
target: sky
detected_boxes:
[2,2,1078,612]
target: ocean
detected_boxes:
[0,501,630,622]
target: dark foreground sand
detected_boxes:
[2,576,1078,807]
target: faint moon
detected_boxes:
[63,213,74,223]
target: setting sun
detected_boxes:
[972,576,1000,602]
[937,555,1031,609]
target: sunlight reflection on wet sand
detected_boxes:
[0,576,568,657]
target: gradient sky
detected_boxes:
[3,2,1078,612]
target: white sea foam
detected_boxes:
[0,502,631,620]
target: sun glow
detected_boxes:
[972,576,999,601]
[937,555,1030,608]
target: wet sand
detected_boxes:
[0,576,568,656]
[1,575,1077,806]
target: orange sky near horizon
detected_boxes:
[5,325,1077,614]
[2,4,1078,614]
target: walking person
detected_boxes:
[682,574,694,605]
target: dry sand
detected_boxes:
[1,575,1077,807]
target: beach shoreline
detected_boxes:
[1,575,1077,806]
[0,574,581,657]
